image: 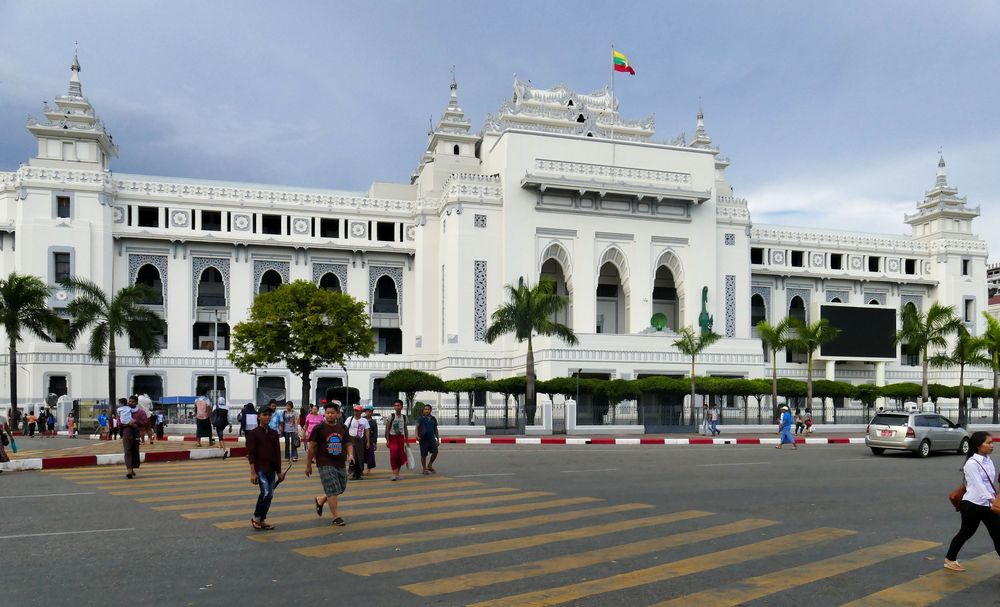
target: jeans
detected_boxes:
[254,470,277,521]
[283,432,298,459]
[709,420,720,435]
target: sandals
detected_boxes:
[944,560,966,572]
[331,517,346,526]
[315,497,324,517]
[250,520,275,531]
[428,467,436,474]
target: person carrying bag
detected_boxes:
[944,431,1000,572]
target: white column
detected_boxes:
[875,361,887,410]
[824,359,836,422]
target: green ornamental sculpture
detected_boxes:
[698,286,714,336]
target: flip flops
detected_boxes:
[315,497,324,517]
[331,517,346,526]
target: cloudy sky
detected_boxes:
[1,1,997,258]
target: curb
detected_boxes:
[1,437,867,472]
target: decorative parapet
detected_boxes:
[11,166,115,190]
[927,238,989,255]
[534,159,690,186]
[716,195,750,223]
[438,173,503,205]
[113,175,415,215]
[751,225,930,255]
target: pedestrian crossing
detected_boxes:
[45,459,1000,606]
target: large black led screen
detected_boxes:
[819,305,897,359]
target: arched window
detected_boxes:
[786,296,807,363]
[373,276,398,314]
[196,267,226,307]
[869,299,880,305]
[540,258,572,328]
[596,262,626,334]
[750,294,766,328]
[830,297,842,303]
[259,270,282,294]
[319,273,341,293]
[453,144,460,155]
[135,264,163,305]
[651,266,679,331]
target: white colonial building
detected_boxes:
[0,57,989,424]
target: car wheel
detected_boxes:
[870,447,885,456]
[917,440,931,458]
[958,438,970,456]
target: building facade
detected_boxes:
[0,57,989,414]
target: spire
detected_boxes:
[448,66,459,109]
[689,104,713,149]
[68,45,83,98]
[935,153,948,188]
[434,73,471,135]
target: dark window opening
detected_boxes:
[201,210,222,231]
[868,256,880,272]
[137,206,159,228]
[750,248,764,264]
[901,343,919,367]
[869,299,880,305]
[131,322,167,349]
[135,264,164,305]
[376,222,395,242]
[651,286,677,301]
[567,99,574,107]
[830,298,842,303]
[586,132,593,137]
[259,270,282,294]
[453,144,460,155]
[192,322,230,351]
[376,328,403,354]
[53,252,71,283]
[905,259,916,275]
[962,259,972,276]
[52,317,70,344]
[320,218,339,238]
[195,375,227,400]
[261,214,282,235]
[316,377,343,406]
[786,296,807,363]
[196,267,226,307]
[596,284,618,298]
[371,378,399,406]
[791,251,804,267]
[56,196,71,218]
[319,273,341,292]
[831,253,843,270]
[750,294,766,327]
[373,276,399,313]
[576,114,586,123]
[132,375,164,402]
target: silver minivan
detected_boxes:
[865,412,970,457]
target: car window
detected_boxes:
[871,414,909,427]
[938,416,956,428]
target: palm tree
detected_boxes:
[930,327,990,427]
[484,278,577,427]
[0,273,61,418]
[787,318,840,412]
[981,312,1000,424]
[895,302,962,408]
[673,326,721,425]
[62,278,166,408]
[756,318,792,422]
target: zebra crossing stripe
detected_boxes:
[840,551,1000,607]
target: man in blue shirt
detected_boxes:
[416,404,440,474]
[97,412,109,438]
[776,405,797,450]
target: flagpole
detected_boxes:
[610,44,616,168]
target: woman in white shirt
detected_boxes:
[945,431,1000,571]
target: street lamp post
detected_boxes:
[212,309,219,405]
[341,363,349,409]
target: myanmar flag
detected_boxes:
[613,50,635,75]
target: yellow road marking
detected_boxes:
[295,503,652,558]
[364,510,724,576]
[137,477,459,503]
[51,459,247,473]
[468,527,857,607]
[181,487,515,520]
[399,516,772,595]
[251,497,601,543]
[840,551,1000,606]
[94,472,390,490]
[650,538,941,607]
[152,481,484,511]
[110,475,404,496]
[215,490,552,528]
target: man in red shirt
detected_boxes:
[305,402,353,526]
[246,407,284,530]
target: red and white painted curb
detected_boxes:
[1,446,248,472]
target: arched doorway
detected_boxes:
[319,272,341,292]
[651,266,679,331]
[135,264,163,305]
[259,270,282,294]
[540,258,572,328]
[596,262,627,334]
[196,267,226,307]
[373,276,399,313]
[786,295,806,362]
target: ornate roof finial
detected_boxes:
[690,102,712,148]
[935,150,948,188]
[68,43,83,98]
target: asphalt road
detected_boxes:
[1,443,996,606]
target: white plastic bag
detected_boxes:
[405,445,416,470]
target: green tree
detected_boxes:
[485,278,577,427]
[980,312,1000,424]
[443,377,488,425]
[489,376,526,428]
[787,318,841,413]
[894,302,963,407]
[63,277,166,408]
[930,327,990,427]
[673,326,721,425]
[383,369,445,412]
[756,319,793,421]
[228,280,374,407]
[0,273,61,417]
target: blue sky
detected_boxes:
[1,1,997,257]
